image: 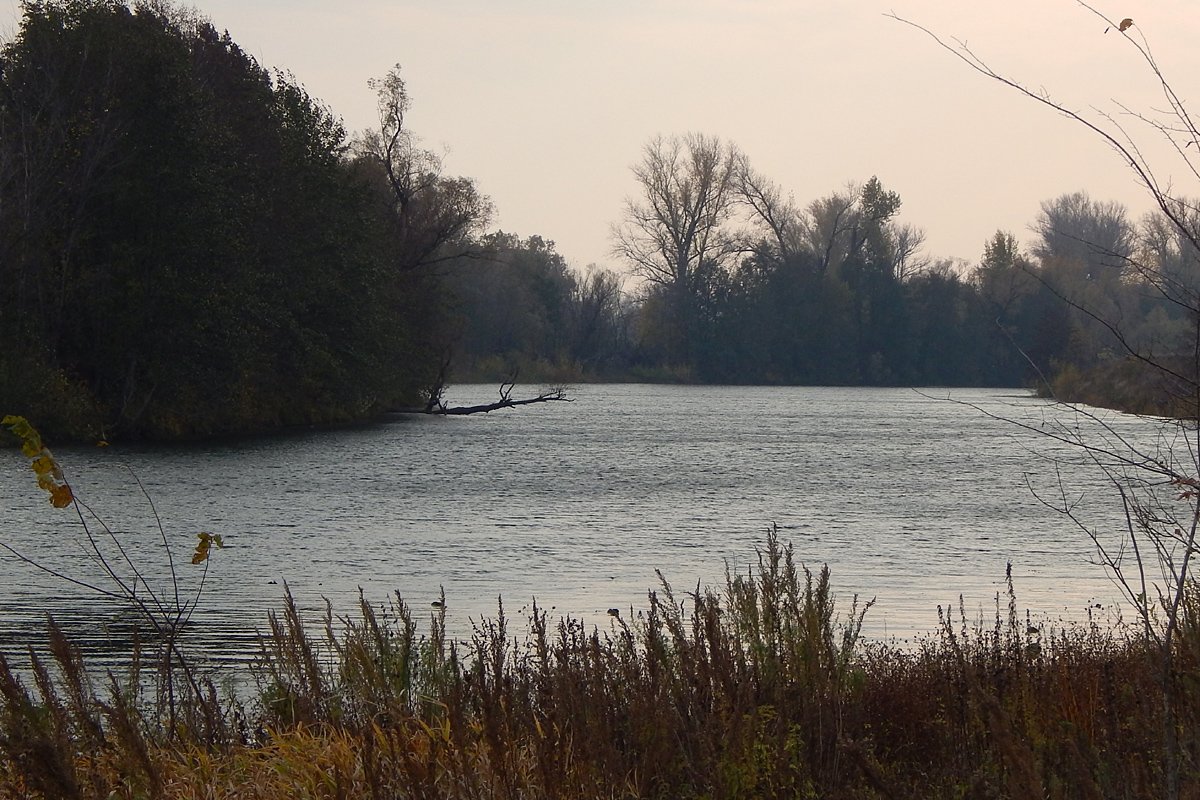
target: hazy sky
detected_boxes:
[5,1,1199,274]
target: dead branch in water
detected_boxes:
[430,380,571,415]
[402,375,572,416]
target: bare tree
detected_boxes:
[735,162,805,266]
[569,266,628,365]
[611,133,744,295]
[891,223,931,282]
[800,186,862,276]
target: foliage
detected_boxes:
[4,1,1195,422]
[599,138,1111,387]
[447,172,1178,392]
[0,0,485,442]
[443,234,633,381]
[3,414,73,508]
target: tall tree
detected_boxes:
[796,177,909,278]
[1033,192,1137,366]
[736,162,804,268]
[611,132,745,290]
[611,133,744,366]
[356,65,491,272]
[1033,191,1134,282]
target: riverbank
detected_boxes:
[0,533,1194,799]
[1049,356,1199,418]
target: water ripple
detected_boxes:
[0,385,1160,671]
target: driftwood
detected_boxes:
[398,376,571,416]
[430,381,570,415]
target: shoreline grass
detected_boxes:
[0,529,1196,798]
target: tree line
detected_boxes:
[456,133,1193,402]
[1,1,1187,441]
[612,132,1183,391]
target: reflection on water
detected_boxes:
[0,385,1162,672]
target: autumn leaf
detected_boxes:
[191,535,211,565]
[30,454,57,477]
[49,484,73,508]
[1119,18,1133,32]
[4,415,73,508]
[3,414,34,439]
[191,531,224,565]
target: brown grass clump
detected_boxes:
[1,528,1198,798]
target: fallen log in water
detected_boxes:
[395,379,571,416]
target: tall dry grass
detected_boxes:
[0,528,1197,798]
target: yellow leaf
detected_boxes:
[6,416,72,509]
[5,418,40,453]
[1119,17,1133,31]
[192,532,222,565]
[30,454,57,477]
[49,484,73,509]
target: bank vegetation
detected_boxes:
[0,529,1194,799]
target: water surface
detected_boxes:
[0,385,1165,668]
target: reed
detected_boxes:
[0,529,1197,798]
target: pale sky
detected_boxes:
[5,1,1200,274]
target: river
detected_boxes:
[0,384,1171,670]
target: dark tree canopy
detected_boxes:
[0,1,486,440]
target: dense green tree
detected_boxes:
[0,0,471,440]
[448,233,573,367]
[567,266,630,372]
[905,263,991,384]
[706,252,857,384]
[444,235,634,380]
